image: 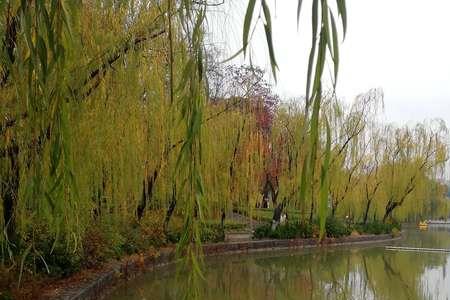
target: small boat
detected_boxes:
[418,221,428,230]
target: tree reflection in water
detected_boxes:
[109,227,450,300]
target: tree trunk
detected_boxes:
[363,182,380,224]
[136,169,158,220]
[220,210,226,240]
[261,176,274,208]
[362,199,372,224]
[331,201,338,217]
[309,198,315,223]
[164,185,177,235]
[383,183,414,223]
[383,200,398,223]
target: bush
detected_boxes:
[165,230,181,244]
[84,212,167,267]
[201,225,225,243]
[42,243,83,277]
[135,211,167,248]
[253,222,313,239]
[19,225,83,277]
[83,223,124,268]
[254,217,362,240]
[121,210,167,255]
[165,222,228,244]
[325,216,350,238]
[269,223,297,239]
[355,220,401,235]
[253,224,272,239]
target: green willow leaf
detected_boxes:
[298,154,309,207]
[197,48,203,80]
[264,24,278,81]
[37,36,48,80]
[306,92,321,223]
[297,0,304,25]
[243,0,257,55]
[319,116,332,239]
[261,0,271,27]
[60,0,73,37]
[337,0,347,38]
[262,0,278,80]
[306,0,319,101]
[321,0,332,56]
[311,30,326,100]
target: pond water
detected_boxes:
[109,227,450,300]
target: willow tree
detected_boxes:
[0,0,203,271]
[379,122,448,222]
[205,63,278,212]
[325,89,381,217]
[360,126,383,224]
[270,100,307,212]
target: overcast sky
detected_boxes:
[209,0,450,128]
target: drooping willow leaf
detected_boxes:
[319,116,331,239]
[243,0,257,55]
[297,0,304,25]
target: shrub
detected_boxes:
[253,222,313,239]
[165,230,181,244]
[20,224,83,277]
[355,220,401,235]
[136,211,167,247]
[42,243,83,277]
[325,216,350,238]
[201,225,224,243]
[253,224,272,239]
[270,223,297,239]
[83,215,167,267]
[165,222,229,244]
[83,225,118,268]
[121,210,167,254]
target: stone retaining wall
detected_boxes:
[45,233,400,300]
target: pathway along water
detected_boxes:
[109,227,450,300]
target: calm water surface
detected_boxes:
[109,227,450,300]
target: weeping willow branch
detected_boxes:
[174,3,208,299]
[0,27,165,137]
[78,28,166,99]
